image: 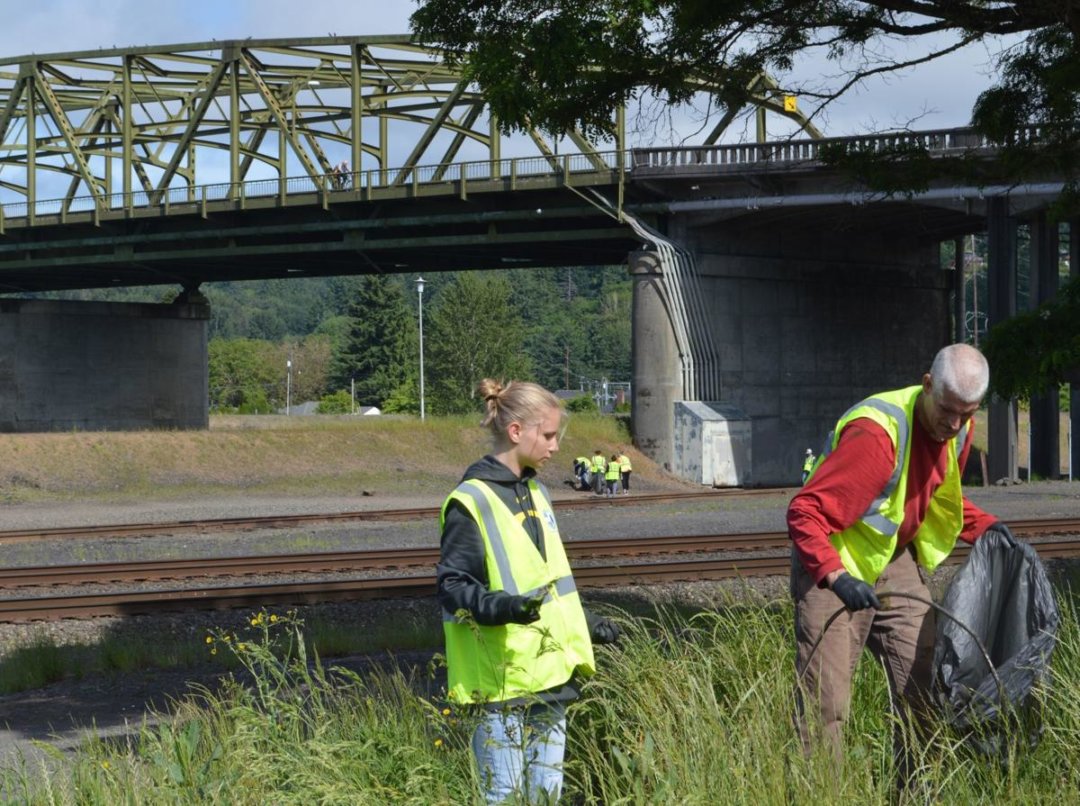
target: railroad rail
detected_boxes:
[0,488,790,544]
[0,517,1077,623]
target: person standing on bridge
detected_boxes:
[787,343,1014,789]
[437,378,620,804]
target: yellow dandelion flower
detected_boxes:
[442,708,451,716]
[237,643,246,651]
[211,648,217,655]
[205,636,214,644]
[101,760,110,770]
[434,738,443,748]
[270,614,278,623]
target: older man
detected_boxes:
[788,343,1008,778]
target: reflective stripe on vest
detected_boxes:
[808,385,966,584]
[439,478,595,704]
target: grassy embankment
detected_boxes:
[0,413,666,505]
[3,598,1078,804]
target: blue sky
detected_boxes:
[0,0,1015,141]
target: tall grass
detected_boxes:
[5,599,1078,804]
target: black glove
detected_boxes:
[507,594,543,624]
[590,617,622,645]
[988,521,1020,549]
[831,573,882,611]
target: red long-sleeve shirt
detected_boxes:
[788,412,997,586]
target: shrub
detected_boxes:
[317,389,353,414]
[566,394,599,413]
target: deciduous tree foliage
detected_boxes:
[411,2,1078,162]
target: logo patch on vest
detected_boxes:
[542,508,558,532]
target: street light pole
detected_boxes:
[416,276,426,422]
[286,358,292,416]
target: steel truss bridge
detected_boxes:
[0,36,1055,295]
[0,35,831,292]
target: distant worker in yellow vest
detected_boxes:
[801,448,815,484]
[437,378,621,804]
[573,455,591,491]
[618,449,633,495]
[788,343,1015,786]
[604,453,621,497]
[591,449,607,495]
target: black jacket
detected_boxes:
[437,455,600,704]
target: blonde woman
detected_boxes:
[437,378,620,803]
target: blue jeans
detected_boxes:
[472,701,567,804]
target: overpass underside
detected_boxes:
[629,161,1077,487]
[0,184,640,293]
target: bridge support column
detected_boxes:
[1071,218,1080,481]
[0,297,210,432]
[986,197,1019,482]
[1029,212,1059,479]
[630,250,681,471]
[952,236,967,344]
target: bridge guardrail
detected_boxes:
[628,126,1031,171]
[0,126,1041,228]
[0,149,627,229]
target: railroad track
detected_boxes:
[0,488,790,544]
[0,517,1078,623]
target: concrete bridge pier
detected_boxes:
[1072,218,1080,481]
[631,213,952,487]
[630,251,681,471]
[1028,212,1060,479]
[0,296,209,432]
[986,198,1019,483]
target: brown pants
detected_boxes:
[792,547,936,771]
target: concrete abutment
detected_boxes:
[0,298,209,432]
[630,215,950,486]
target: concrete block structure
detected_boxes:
[0,298,209,432]
[673,401,751,486]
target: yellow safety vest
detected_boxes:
[605,460,620,481]
[618,454,632,472]
[440,479,595,704]
[807,385,966,585]
[802,454,814,473]
[591,454,606,472]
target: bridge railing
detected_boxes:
[629,125,1035,171]
[0,149,627,229]
[0,126,1043,228]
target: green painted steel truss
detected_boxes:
[0,35,619,221]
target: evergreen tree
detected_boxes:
[427,273,531,414]
[330,275,415,406]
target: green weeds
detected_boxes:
[6,599,1080,803]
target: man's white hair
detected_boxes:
[929,343,989,403]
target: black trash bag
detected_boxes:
[933,528,1060,757]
